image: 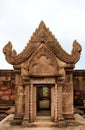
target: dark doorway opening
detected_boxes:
[36,85,51,116]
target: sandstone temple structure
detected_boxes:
[3,21,82,127]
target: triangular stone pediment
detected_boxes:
[27,44,59,76]
[29,21,56,43]
[3,21,82,65]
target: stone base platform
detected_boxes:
[22,116,79,127]
[22,116,58,127]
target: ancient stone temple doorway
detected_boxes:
[36,84,51,116]
[3,21,82,126]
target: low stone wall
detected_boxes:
[74,90,85,106]
[0,70,15,120]
[0,81,15,101]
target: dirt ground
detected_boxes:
[0,114,85,130]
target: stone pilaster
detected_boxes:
[54,83,58,122]
[33,86,36,119]
[13,69,24,125]
[22,77,30,126]
[57,76,65,127]
[64,65,76,125]
[51,86,54,120]
[29,83,33,122]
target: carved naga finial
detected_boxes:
[71,40,82,63]
[3,41,17,65]
[71,40,82,54]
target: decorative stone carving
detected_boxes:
[28,44,59,76]
[3,41,17,64]
[21,64,29,77]
[3,21,82,127]
[3,21,82,65]
[54,83,58,122]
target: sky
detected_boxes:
[0,0,85,69]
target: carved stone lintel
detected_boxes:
[57,76,65,84]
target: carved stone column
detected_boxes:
[57,76,65,127]
[51,86,54,120]
[29,83,33,122]
[22,77,30,126]
[54,83,58,122]
[33,86,37,120]
[64,66,76,125]
[13,69,24,125]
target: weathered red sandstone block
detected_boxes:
[0,86,9,91]
[11,90,15,94]
[3,89,11,95]
[0,81,4,86]
[0,96,2,99]
[9,95,15,100]
[0,91,3,96]
[2,95,9,100]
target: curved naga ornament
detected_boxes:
[3,40,82,65]
[49,40,82,64]
[71,40,82,63]
[3,41,17,65]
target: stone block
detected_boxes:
[0,86,8,91]
[3,89,11,95]
[0,81,4,86]
[2,95,9,100]
[0,90,3,96]
[12,90,15,94]
[0,96,2,99]
[9,95,15,100]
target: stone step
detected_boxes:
[0,106,10,109]
[29,121,58,127]
[36,116,51,121]
[30,116,58,127]
[0,109,8,113]
[0,106,10,121]
[0,113,8,121]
